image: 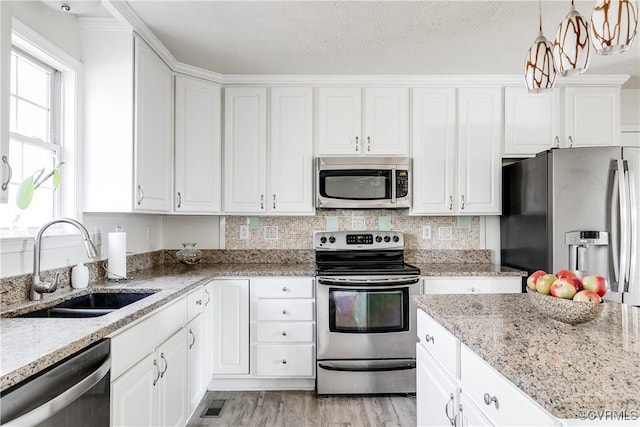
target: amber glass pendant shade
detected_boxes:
[525,30,557,93]
[590,0,638,54]
[553,2,591,76]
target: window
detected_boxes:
[0,20,80,237]
[0,48,61,231]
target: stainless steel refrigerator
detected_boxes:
[501,147,639,305]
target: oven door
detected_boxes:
[316,276,420,360]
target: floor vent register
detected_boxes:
[200,399,225,418]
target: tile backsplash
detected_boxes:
[225,210,480,250]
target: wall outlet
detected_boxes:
[352,216,366,230]
[422,225,432,239]
[239,225,249,240]
[438,227,452,241]
[264,226,278,239]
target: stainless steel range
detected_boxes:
[314,230,420,395]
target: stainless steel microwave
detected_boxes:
[316,157,411,209]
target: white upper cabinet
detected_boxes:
[224,86,313,215]
[174,74,221,213]
[564,86,620,148]
[504,87,561,156]
[223,87,267,213]
[133,37,173,212]
[412,87,502,215]
[81,22,172,213]
[318,87,409,155]
[269,87,314,214]
[504,86,621,156]
[0,1,10,204]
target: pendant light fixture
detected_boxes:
[590,0,638,54]
[552,1,591,76]
[525,1,557,93]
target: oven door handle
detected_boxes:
[3,356,111,427]
[318,360,416,372]
[317,276,420,287]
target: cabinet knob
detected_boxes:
[282,331,288,336]
[282,359,287,364]
[196,299,203,306]
[282,309,288,315]
[483,393,499,409]
[424,334,435,344]
[282,286,288,292]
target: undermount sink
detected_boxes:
[17,292,157,318]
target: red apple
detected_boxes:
[568,277,583,291]
[573,290,602,304]
[527,270,546,290]
[550,278,579,299]
[556,269,578,280]
[582,275,608,297]
[535,274,557,295]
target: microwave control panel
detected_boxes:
[396,170,409,198]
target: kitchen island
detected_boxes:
[414,293,640,425]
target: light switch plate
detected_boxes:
[239,225,249,240]
[422,225,432,239]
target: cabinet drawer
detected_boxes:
[186,287,205,320]
[256,300,314,321]
[461,345,554,426]
[257,322,314,343]
[416,310,458,378]
[254,278,313,299]
[256,344,314,377]
[423,277,522,295]
[111,297,187,379]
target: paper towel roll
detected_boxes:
[108,230,127,279]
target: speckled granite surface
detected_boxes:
[415,262,526,277]
[414,294,640,420]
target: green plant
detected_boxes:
[16,162,64,209]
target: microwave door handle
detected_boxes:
[391,167,397,204]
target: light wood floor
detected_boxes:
[187,390,416,427]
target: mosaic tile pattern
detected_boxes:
[225,211,480,250]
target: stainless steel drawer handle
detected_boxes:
[160,353,168,378]
[153,359,160,386]
[1,156,12,191]
[204,289,211,306]
[189,328,196,349]
[177,191,182,208]
[483,392,499,409]
[445,392,455,426]
[137,185,144,205]
[424,334,435,344]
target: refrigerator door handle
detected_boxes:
[618,159,631,291]
[626,163,638,296]
[611,165,620,284]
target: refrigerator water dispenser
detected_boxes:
[565,231,609,279]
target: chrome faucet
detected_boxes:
[31,218,98,301]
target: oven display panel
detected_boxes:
[346,234,373,245]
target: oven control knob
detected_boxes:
[384,236,391,243]
[329,236,336,244]
[320,236,327,244]
[392,235,400,243]
[375,236,382,243]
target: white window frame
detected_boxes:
[0,18,83,252]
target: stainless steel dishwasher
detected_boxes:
[0,339,110,427]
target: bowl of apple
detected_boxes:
[525,270,607,325]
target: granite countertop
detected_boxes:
[415,262,526,277]
[414,293,640,420]
[0,263,314,392]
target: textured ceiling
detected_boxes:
[125,0,640,87]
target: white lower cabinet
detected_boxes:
[211,279,250,375]
[110,283,214,427]
[422,276,522,295]
[417,310,556,427]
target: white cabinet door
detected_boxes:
[457,88,502,214]
[203,282,215,381]
[416,344,458,427]
[318,87,362,155]
[269,87,314,214]
[364,88,409,154]
[460,394,493,427]
[411,88,456,214]
[564,86,620,147]
[223,87,267,213]
[156,328,189,427]
[111,352,157,427]
[504,87,560,156]
[187,314,205,413]
[422,277,522,295]
[133,37,173,212]
[0,1,10,204]
[212,279,250,374]
[174,75,221,213]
